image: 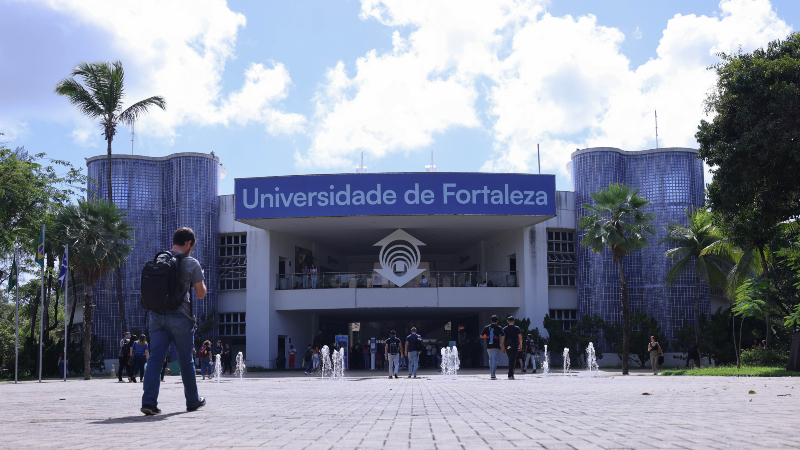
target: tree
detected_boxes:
[696,33,800,347]
[661,207,734,345]
[54,61,165,336]
[542,314,604,367]
[58,199,132,379]
[578,183,655,375]
[732,279,768,368]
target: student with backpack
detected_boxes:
[303,344,315,375]
[480,315,505,380]
[385,331,403,379]
[199,340,212,380]
[138,227,207,415]
[405,327,422,378]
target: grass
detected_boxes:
[662,366,800,377]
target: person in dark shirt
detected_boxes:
[480,315,505,380]
[385,331,403,379]
[687,342,701,369]
[405,328,421,378]
[522,334,537,374]
[503,316,523,379]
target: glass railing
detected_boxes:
[276,271,518,290]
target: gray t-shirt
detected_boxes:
[163,251,204,321]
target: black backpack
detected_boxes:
[416,337,425,353]
[388,339,399,355]
[141,251,188,311]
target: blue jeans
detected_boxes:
[142,310,201,410]
[305,357,314,374]
[363,354,370,369]
[59,360,68,378]
[201,357,211,377]
[407,351,419,376]
[487,348,500,377]
[133,354,147,378]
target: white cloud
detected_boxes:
[28,0,304,142]
[634,26,642,39]
[301,0,791,181]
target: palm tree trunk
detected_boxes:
[106,133,113,203]
[83,292,94,380]
[694,270,700,346]
[617,258,630,375]
[757,246,771,348]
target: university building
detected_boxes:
[85,147,713,369]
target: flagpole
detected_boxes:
[38,223,44,383]
[63,244,69,382]
[14,245,19,384]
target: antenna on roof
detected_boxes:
[655,110,659,149]
[537,144,541,174]
[425,151,436,172]
[131,121,135,155]
[356,151,367,173]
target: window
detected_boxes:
[549,309,578,331]
[218,234,247,290]
[547,230,576,286]
[218,313,246,336]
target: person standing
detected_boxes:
[288,345,296,369]
[687,342,701,369]
[385,331,403,379]
[502,317,522,379]
[522,334,537,374]
[362,345,370,369]
[140,227,207,415]
[57,352,68,378]
[312,346,320,370]
[303,343,314,375]
[405,327,421,378]
[199,340,212,380]
[131,335,149,383]
[648,336,663,375]
[480,315,505,380]
[223,343,233,374]
[118,332,131,382]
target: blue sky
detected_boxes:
[1,0,797,195]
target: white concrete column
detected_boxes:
[246,228,271,368]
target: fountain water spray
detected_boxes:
[585,342,598,376]
[213,354,223,382]
[562,348,570,375]
[542,345,549,377]
[234,351,246,379]
[320,345,332,378]
[331,348,345,380]
[439,346,460,379]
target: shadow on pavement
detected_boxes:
[89,411,189,424]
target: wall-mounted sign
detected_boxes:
[374,229,425,287]
[235,172,556,220]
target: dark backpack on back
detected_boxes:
[388,339,399,355]
[416,337,425,353]
[141,251,188,311]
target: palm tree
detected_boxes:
[58,199,132,379]
[660,207,734,345]
[54,60,165,335]
[578,183,655,375]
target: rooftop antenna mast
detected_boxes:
[131,121,135,155]
[356,151,367,173]
[655,110,659,149]
[426,151,436,172]
[537,144,541,174]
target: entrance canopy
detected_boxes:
[235,172,556,254]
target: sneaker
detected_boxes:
[522,370,526,373]
[491,376,496,380]
[408,375,411,378]
[413,375,417,378]
[533,370,537,374]
[388,375,393,379]
[394,375,398,379]
[140,405,161,415]
[187,397,206,412]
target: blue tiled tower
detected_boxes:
[571,147,706,345]
[87,153,220,357]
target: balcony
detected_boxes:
[273,271,520,311]
[276,271,518,290]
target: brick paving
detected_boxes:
[2,368,799,449]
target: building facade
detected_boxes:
[87,153,221,358]
[85,147,709,368]
[572,147,707,346]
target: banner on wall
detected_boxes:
[236,172,556,220]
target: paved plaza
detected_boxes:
[2,368,799,449]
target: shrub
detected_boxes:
[740,348,788,367]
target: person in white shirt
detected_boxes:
[420,276,429,287]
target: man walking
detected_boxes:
[303,343,314,375]
[405,327,421,378]
[503,317,522,379]
[522,334,537,374]
[118,331,131,382]
[480,315,504,380]
[140,227,207,415]
[385,330,403,379]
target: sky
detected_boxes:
[0,0,797,195]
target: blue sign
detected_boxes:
[235,173,556,220]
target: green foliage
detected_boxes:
[543,314,605,366]
[740,348,789,367]
[603,309,667,368]
[194,309,219,350]
[696,33,800,251]
[733,278,768,320]
[662,366,800,377]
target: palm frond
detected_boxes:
[119,96,166,125]
[54,78,104,118]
